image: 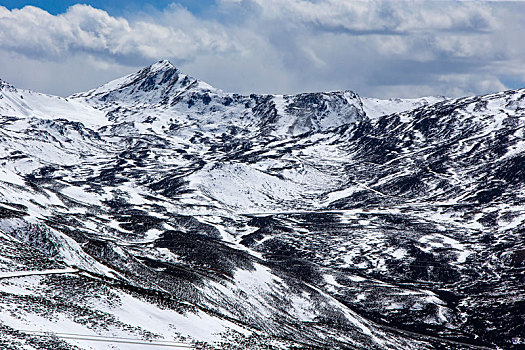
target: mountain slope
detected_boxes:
[72,60,366,137]
[0,61,523,349]
[0,79,107,128]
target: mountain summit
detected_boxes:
[71,60,214,105]
[0,61,524,349]
[71,60,367,136]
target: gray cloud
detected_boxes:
[241,0,496,34]
[0,1,524,98]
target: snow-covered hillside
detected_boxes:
[361,96,448,120]
[0,61,524,349]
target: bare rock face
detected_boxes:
[0,60,524,349]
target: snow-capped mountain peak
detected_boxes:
[149,59,176,72]
[69,61,367,136]
[70,60,217,107]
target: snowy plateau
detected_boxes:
[0,60,524,349]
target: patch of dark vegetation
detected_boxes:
[101,198,165,237]
[477,211,499,227]
[168,214,221,239]
[115,209,164,235]
[0,204,26,219]
[149,175,192,197]
[468,185,504,204]
[241,216,294,247]
[155,230,254,279]
[378,174,428,197]
[327,190,385,209]
[494,154,525,185]
[355,135,402,164]
[463,298,525,350]
[87,165,128,185]
[390,245,461,284]
[42,215,91,244]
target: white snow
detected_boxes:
[361,96,447,120]
[0,268,77,279]
[0,87,108,129]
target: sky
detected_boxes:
[0,0,525,98]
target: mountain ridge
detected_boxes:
[0,60,524,349]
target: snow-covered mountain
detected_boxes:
[0,61,524,349]
[71,60,366,137]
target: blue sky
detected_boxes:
[0,1,524,98]
[0,1,215,15]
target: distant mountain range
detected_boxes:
[0,60,523,349]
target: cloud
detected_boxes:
[0,1,524,98]
[0,4,234,63]
[215,0,524,97]
[242,0,496,34]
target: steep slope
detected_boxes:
[0,61,523,349]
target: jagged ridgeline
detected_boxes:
[0,60,524,349]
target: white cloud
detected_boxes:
[0,4,234,62]
[0,1,524,98]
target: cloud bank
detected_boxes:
[0,1,524,98]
